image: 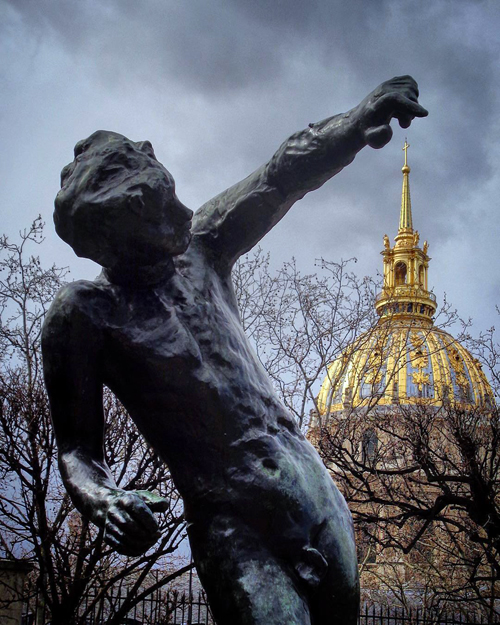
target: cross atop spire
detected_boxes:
[403,138,410,169]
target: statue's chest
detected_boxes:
[105,280,236,373]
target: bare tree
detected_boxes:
[317,399,499,618]
[4,226,497,620]
[233,248,378,428]
[0,218,189,625]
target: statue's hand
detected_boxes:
[354,75,428,149]
[102,489,169,557]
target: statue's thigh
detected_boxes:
[188,517,311,625]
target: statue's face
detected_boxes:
[54,131,193,268]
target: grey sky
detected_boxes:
[1,0,499,334]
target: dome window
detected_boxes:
[395,262,407,285]
[418,264,424,287]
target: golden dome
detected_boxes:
[317,142,493,416]
[317,319,493,413]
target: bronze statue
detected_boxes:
[42,76,427,625]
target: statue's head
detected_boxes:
[54,131,193,269]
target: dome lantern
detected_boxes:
[375,140,436,323]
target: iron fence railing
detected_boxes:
[358,603,495,625]
[19,587,497,625]
[21,587,215,625]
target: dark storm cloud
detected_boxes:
[4,0,291,93]
[6,0,481,101]
[5,0,498,202]
[7,0,497,181]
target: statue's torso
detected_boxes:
[69,245,348,540]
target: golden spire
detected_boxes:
[399,139,413,232]
[375,141,437,324]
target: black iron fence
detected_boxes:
[359,603,495,625]
[21,589,215,625]
[19,590,497,625]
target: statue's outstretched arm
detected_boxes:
[42,285,167,556]
[193,75,427,268]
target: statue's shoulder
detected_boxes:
[51,279,110,310]
[44,279,112,336]
[42,280,112,368]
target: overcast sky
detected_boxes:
[1,0,499,335]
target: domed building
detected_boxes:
[310,143,496,609]
[316,141,492,417]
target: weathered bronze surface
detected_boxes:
[42,76,427,624]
